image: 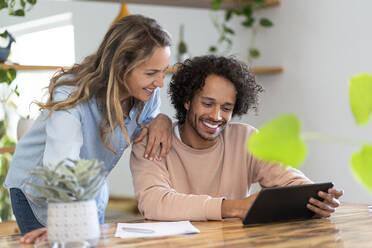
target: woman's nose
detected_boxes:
[154,74,165,88]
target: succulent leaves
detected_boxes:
[27,159,107,202]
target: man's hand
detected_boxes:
[134,114,172,161]
[20,227,47,244]
[221,192,259,219]
[307,188,344,218]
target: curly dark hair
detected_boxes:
[168,55,264,124]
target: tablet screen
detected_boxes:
[243,182,334,225]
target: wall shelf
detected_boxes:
[1,63,283,75]
[80,0,280,9]
[0,146,15,154]
[0,63,66,71]
[167,66,283,75]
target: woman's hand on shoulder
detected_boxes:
[20,227,47,244]
[134,114,172,161]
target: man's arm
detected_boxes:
[220,158,311,219]
[130,139,224,221]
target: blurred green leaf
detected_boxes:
[13,9,25,16]
[223,25,235,35]
[247,114,307,167]
[349,73,372,125]
[209,46,217,53]
[225,9,233,21]
[249,48,260,58]
[9,0,15,8]
[14,85,20,96]
[211,0,222,10]
[2,136,16,147]
[351,145,372,193]
[260,18,273,27]
[242,4,253,17]
[0,31,8,38]
[0,0,9,9]
[242,17,255,27]
[0,121,6,138]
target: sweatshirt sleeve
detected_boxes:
[130,139,224,221]
[249,154,313,188]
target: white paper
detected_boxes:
[115,221,200,238]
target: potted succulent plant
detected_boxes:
[28,158,108,246]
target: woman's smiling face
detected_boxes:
[126,46,171,102]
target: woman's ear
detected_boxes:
[184,101,190,111]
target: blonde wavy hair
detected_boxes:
[37,15,171,153]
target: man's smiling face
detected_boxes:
[184,74,236,145]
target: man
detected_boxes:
[130,55,343,221]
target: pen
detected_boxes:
[122,227,155,234]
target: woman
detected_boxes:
[4,14,172,243]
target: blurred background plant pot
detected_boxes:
[47,200,100,246]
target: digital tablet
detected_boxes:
[243,182,334,225]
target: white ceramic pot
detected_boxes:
[47,200,100,246]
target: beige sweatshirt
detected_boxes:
[130,123,312,221]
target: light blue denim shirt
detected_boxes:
[4,84,161,226]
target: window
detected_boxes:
[4,13,75,120]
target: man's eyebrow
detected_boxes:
[223,102,234,106]
[201,96,234,105]
[200,96,216,101]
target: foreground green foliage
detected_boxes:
[28,159,108,202]
[247,114,307,167]
[349,74,372,126]
[351,145,372,193]
[247,73,372,195]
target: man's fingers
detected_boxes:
[309,197,335,212]
[319,191,340,207]
[307,203,331,218]
[20,227,47,244]
[328,188,344,199]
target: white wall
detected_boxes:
[2,0,372,204]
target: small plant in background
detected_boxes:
[0,1,38,221]
[0,54,18,221]
[209,0,273,64]
[27,158,108,202]
[247,73,372,194]
[0,0,37,16]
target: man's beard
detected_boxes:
[187,111,227,142]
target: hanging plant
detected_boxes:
[0,68,18,221]
[209,0,273,64]
[0,0,37,16]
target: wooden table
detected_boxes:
[1,203,371,247]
